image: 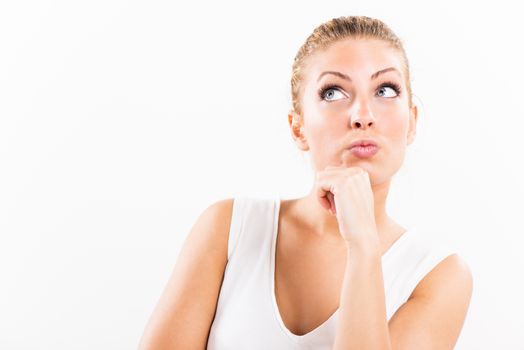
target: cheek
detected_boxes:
[380,109,409,142]
[381,113,410,165]
[375,110,410,162]
[302,116,348,168]
[304,104,347,143]
[305,120,345,155]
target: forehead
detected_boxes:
[304,38,405,82]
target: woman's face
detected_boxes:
[290,38,418,186]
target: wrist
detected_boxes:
[344,235,381,257]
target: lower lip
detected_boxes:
[349,145,379,158]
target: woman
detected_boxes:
[138,16,473,350]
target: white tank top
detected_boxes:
[206,197,457,350]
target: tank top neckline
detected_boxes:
[269,197,412,342]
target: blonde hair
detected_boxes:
[291,15,413,116]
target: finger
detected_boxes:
[316,183,332,212]
[315,174,336,211]
[327,192,336,215]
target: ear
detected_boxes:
[407,103,418,146]
[288,109,309,151]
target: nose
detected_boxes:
[350,99,375,129]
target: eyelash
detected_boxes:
[317,81,402,101]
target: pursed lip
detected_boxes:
[348,138,379,149]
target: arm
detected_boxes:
[333,239,391,350]
[137,198,234,350]
[333,236,473,350]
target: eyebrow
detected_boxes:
[316,67,400,82]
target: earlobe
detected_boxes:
[288,110,309,151]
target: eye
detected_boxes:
[318,84,346,102]
[376,82,402,98]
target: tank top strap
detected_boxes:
[226,196,275,262]
[226,197,245,261]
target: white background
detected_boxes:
[1,1,523,349]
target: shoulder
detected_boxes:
[184,198,235,259]
[198,197,235,238]
[410,253,473,301]
[388,253,474,348]
[137,198,236,349]
[200,197,235,223]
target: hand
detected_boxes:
[315,164,379,246]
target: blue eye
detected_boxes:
[377,82,402,98]
[317,81,402,102]
[318,84,345,101]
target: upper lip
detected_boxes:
[348,138,378,149]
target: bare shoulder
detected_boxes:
[185,197,235,259]
[388,253,474,349]
[174,197,235,271]
[410,253,474,300]
[137,197,235,350]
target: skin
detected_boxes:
[284,39,473,350]
[287,38,418,252]
[137,36,472,350]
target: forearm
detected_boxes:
[333,239,392,350]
